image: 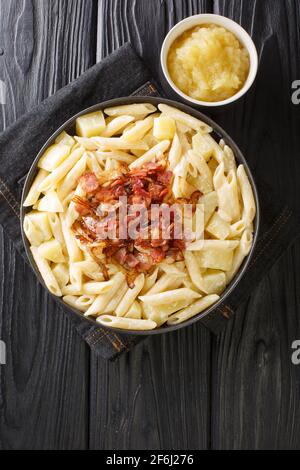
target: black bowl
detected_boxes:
[21,96,260,336]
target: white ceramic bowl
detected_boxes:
[160,14,258,107]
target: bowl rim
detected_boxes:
[160,13,259,107]
[21,96,260,336]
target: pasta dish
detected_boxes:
[23,102,256,331]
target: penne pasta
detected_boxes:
[199,191,218,226]
[177,130,192,154]
[237,165,256,225]
[75,295,95,312]
[97,315,157,331]
[74,260,103,279]
[76,136,149,151]
[226,228,253,283]
[173,153,189,179]
[196,247,234,271]
[61,284,81,296]
[101,115,135,137]
[57,154,87,199]
[153,116,176,140]
[76,111,106,137]
[38,147,85,192]
[206,212,230,240]
[214,163,241,223]
[102,283,128,314]
[27,211,52,241]
[30,246,62,297]
[52,263,69,289]
[82,280,115,295]
[207,157,219,174]
[140,268,159,295]
[96,150,135,165]
[229,220,246,239]
[192,133,215,161]
[115,273,145,317]
[168,133,182,170]
[141,304,169,327]
[125,301,142,319]
[129,140,170,169]
[65,182,85,228]
[159,262,186,277]
[63,295,95,312]
[38,144,71,172]
[188,150,213,194]
[175,121,190,134]
[37,190,64,213]
[48,213,65,248]
[139,288,201,306]
[147,273,181,295]
[60,214,83,262]
[202,270,226,295]
[86,151,102,173]
[23,170,49,207]
[38,239,65,263]
[104,103,157,118]
[122,115,154,142]
[158,104,212,133]
[187,240,239,251]
[172,174,182,199]
[63,295,83,311]
[223,144,237,172]
[143,297,192,319]
[24,101,256,331]
[55,131,75,148]
[69,263,83,290]
[84,272,125,317]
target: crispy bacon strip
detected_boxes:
[80,172,99,193]
[71,164,201,275]
[88,247,110,281]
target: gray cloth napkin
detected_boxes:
[0,43,299,360]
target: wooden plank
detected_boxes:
[97,0,214,69]
[90,327,211,450]
[0,0,98,450]
[0,227,90,450]
[91,0,214,450]
[211,0,300,449]
[0,0,98,128]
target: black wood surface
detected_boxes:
[0,0,98,450]
[93,0,213,451]
[211,0,300,450]
[1,0,300,450]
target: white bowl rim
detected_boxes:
[160,13,259,107]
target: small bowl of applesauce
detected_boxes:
[160,14,258,107]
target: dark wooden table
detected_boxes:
[0,0,300,450]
